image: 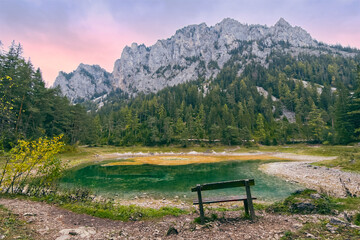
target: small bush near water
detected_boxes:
[267,189,338,215]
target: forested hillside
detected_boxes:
[0,43,93,150]
[91,50,360,146]
[1,42,360,149]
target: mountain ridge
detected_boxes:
[53,18,357,102]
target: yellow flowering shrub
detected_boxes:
[0,135,65,193]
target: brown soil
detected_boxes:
[0,198,305,240]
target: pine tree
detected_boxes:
[308,103,325,142]
[334,83,352,144]
[347,66,360,140]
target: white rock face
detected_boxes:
[112,18,318,94]
[53,64,113,102]
[53,18,354,101]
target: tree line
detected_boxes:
[92,52,360,146]
[1,42,360,149]
[0,43,93,150]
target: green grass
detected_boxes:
[334,197,360,211]
[1,190,188,222]
[0,204,38,240]
[242,144,358,157]
[354,213,360,226]
[194,213,219,224]
[62,202,186,221]
[314,150,360,172]
[206,202,268,212]
[267,189,360,215]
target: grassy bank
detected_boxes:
[313,150,360,172]
[0,190,188,222]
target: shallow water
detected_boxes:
[60,159,303,201]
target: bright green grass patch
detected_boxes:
[314,151,360,172]
[59,203,186,221]
[354,213,360,226]
[1,191,188,222]
[334,197,360,211]
[245,144,359,157]
[0,204,37,240]
[207,202,268,212]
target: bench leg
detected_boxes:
[243,199,249,216]
[245,180,256,220]
[196,187,205,224]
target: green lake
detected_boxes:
[60,159,303,201]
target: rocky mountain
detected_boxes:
[53,63,113,102]
[53,18,356,102]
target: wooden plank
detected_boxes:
[196,185,205,224]
[245,180,256,220]
[193,195,257,205]
[244,198,249,215]
[191,179,255,192]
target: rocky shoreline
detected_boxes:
[2,152,360,239]
[260,154,360,197]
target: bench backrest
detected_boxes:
[191,179,255,192]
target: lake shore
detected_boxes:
[101,151,360,199]
[62,148,360,200]
[259,154,360,197]
[2,150,360,239]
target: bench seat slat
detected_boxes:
[191,179,255,192]
[193,195,257,205]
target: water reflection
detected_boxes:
[60,159,302,201]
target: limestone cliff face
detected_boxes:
[112,18,317,93]
[53,18,353,101]
[53,64,113,102]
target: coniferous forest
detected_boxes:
[1,42,360,150]
[0,43,93,150]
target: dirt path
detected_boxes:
[260,153,360,197]
[0,197,304,240]
[2,152,357,239]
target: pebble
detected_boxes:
[326,223,338,233]
[305,232,316,238]
[330,218,348,226]
[310,193,322,199]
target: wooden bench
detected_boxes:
[191,179,256,224]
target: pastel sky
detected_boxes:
[1,0,359,86]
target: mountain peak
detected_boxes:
[54,18,357,102]
[275,18,291,28]
[219,18,240,25]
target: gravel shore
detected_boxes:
[260,153,360,197]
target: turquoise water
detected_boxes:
[60,160,302,201]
